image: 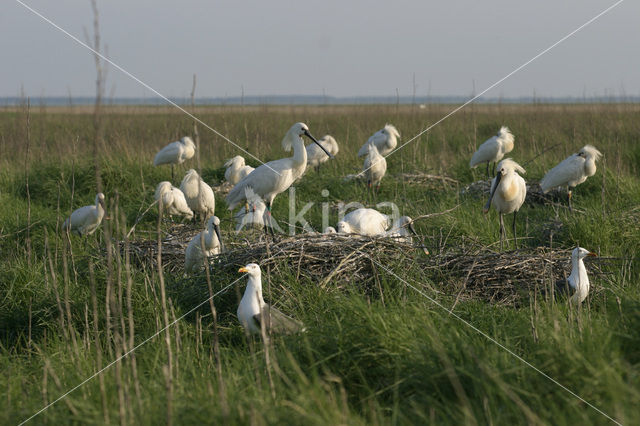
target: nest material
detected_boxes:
[121,228,616,306]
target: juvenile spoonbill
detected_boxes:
[62,193,106,236]
[234,187,266,231]
[323,226,337,234]
[224,156,255,185]
[363,143,387,192]
[483,159,527,250]
[237,263,305,335]
[226,122,331,232]
[154,181,194,221]
[470,126,515,177]
[556,247,597,305]
[539,145,602,212]
[336,208,389,236]
[357,124,400,157]
[184,216,223,274]
[385,216,429,254]
[306,135,339,172]
[154,136,196,181]
[180,169,215,221]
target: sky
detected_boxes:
[2,0,639,100]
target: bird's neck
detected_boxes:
[245,276,265,307]
[584,157,597,177]
[96,200,105,218]
[569,257,589,290]
[291,137,308,166]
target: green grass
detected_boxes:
[1,104,639,425]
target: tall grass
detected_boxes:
[0,104,639,425]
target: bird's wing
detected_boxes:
[539,155,584,192]
[253,304,304,334]
[171,189,193,216]
[226,161,282,209]
[470,137,499,167]
[357,141,372,157]
[153,141,182,165]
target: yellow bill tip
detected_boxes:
[238,267,248,273]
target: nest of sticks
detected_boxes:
[120,227,617,306]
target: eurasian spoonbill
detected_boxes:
[62,193,106,236]
[483,159,527,250]
[306,135,338,172]
[226,123,331,232]
[184,216,223,274]
[357,124,400,157]
[470,127,515,177]
[237,263,305,335]
[336,208,389,236]
[154,181,194,221]
[154,136,196,181]
[180,169,215,221]
[224,156,254,185]
[539,145,602,212]
[363,143,387,192]
[234,187,266,231]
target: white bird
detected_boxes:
[184,216,223,274]
[483,158,527,250]
[154,136,196,181]
[237,263,305,335]
[323,226,337,234]
[470,126,515,177]
[556,247,597,305]
[336,208,389,236]
[180,169,215,221]
[234,187,266,231]
[386,216,417,244]
[306,135,339,172]
[224,156,255,185]
[154,181,194,221]
[363,143,387,192]
[539,145,602,212]
[357,124,400,157]
[226,123,331,232]
[62,193,106,236]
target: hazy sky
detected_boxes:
[2,0,638,99]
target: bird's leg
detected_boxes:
[171,165,175,184]
[499,213,505,251]
[485,162,490,179]
[568,188,573,213]
[265,202,275,236]
[315,165,320,173]
[512,210,518,249]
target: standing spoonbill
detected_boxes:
[539,145,602,212]
[237,263,304,335]
[224,156,255,185]
[357,124,400,157]
[154,181,194,221]
[62,193,106,236]
[363,143,387,193]
[225,123,331,232]
[483,159,527,250]
[470,126,515,177]
[306,135,339,173]
[336,208,389,236]
[184,216,223,274]
[180,169,215,222]
[154,136,196,182]
[556,247,597,305]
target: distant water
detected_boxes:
[1,95,638,106]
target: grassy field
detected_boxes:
[1,103,639,425]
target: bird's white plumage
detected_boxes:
[184,216,222,274]
[336,208,390,236]
[566,247,596,305]
[237,263,304,334]
[234,187,266,231]
[224,156,255,185]
[323,226,337,234]
[179,169,215,219]
[486,159,527,215]
[470,126,514,168]
[226,123,325,210]
[385,216,415,244]
[154,181,193,220]
[153,136,195,166]
[540,145,602,192]
[363,144,387,188]
[306,135,339,169]
[63,193,106,236]
[357,124,400,157]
